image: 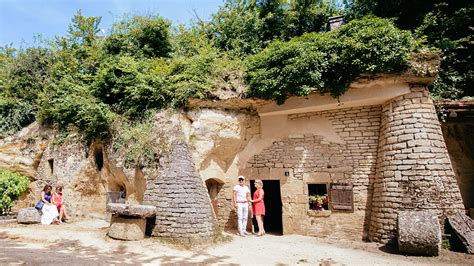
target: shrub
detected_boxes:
[245,16,417,103]
[0,97,35,137]
[91,55,164,117]
[111,113,166,169]
[37,78,114,139]
[162,48,244,107]
[0,169,30,213]
[105,15,172,58]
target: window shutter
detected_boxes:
[330,183,354,212]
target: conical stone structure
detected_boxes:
[368,86,464,242]
[144,141,218,243]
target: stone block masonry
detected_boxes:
[144,142,218,243]
[245,105,381,237]
[280,104,381,210]
[369,86,464,243]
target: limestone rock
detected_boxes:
[108,216,146,241]
[17,208,41,224]
[0,124,47,180]
[446,214,474,254]
[106,203,156,218]
[398,210,441,256]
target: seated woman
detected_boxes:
[40,184,59,225]
[53,186,70,223]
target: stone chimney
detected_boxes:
[328,15,345,31]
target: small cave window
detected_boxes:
[308,183,329,210]
[48,159,54,174]
[94,148,104,171]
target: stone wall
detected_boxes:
[288,105,381,210]
[368,86,465,243]
[144,141,218,242]
[239,105,381,237]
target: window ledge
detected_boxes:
[307,209,331,217]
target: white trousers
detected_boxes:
[237,202,248,234]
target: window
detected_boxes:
[308,184,329,210]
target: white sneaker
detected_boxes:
[239,232,246,237]
[244,231,251,235]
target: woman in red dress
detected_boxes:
[251,179,266,236]
[53,186,70,223]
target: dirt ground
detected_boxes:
[0,219,473,265]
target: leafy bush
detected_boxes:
[0,97,35,137]
[157,47,244,107]
[37,78,114,139]
[105,15,172,58]
[111,113,165,168]
[246,16,416,103]
[245,39,327,104]
[2,47,54,104]
[0,169,29,213]
[91,55,165,117]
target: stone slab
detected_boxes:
[447,214,474,254]
[108,216,146,241]
[106,203,156,218]
[17,208,41,224]
[398,210,441,256]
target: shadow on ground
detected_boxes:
[378,242,399,255]
[0,232,233,265]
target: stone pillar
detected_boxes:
[369,86,464,243]
[143,141,218,243]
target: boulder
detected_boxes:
[106,203,156,218]
[17,208,41,224]
[398,210,441,256]
[108,216,146,241]
[446,214,474,254]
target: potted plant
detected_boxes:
[308,194,329,210]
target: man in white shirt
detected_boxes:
[233,175,251,236]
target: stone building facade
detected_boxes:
[2,75,467,244]
[200,77,465,243]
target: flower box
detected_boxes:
[308,194,329,210]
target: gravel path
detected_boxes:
[0,219,472,265]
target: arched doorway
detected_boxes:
[205,178,223,216]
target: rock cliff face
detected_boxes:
[0,108,257,241]
[0,122,47,180]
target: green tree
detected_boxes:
[417,2,473,100]
[344,0,474,100]
[0,47,53,136]
[104,15,172,58]
[210,0,265,56]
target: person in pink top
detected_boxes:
[53,186,70,223]
[251,179,266,236]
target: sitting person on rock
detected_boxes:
[53,186,70,223]
[40,184,59,225]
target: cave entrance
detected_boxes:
[94,147,104,171]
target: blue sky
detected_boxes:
[0,0,223,47]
